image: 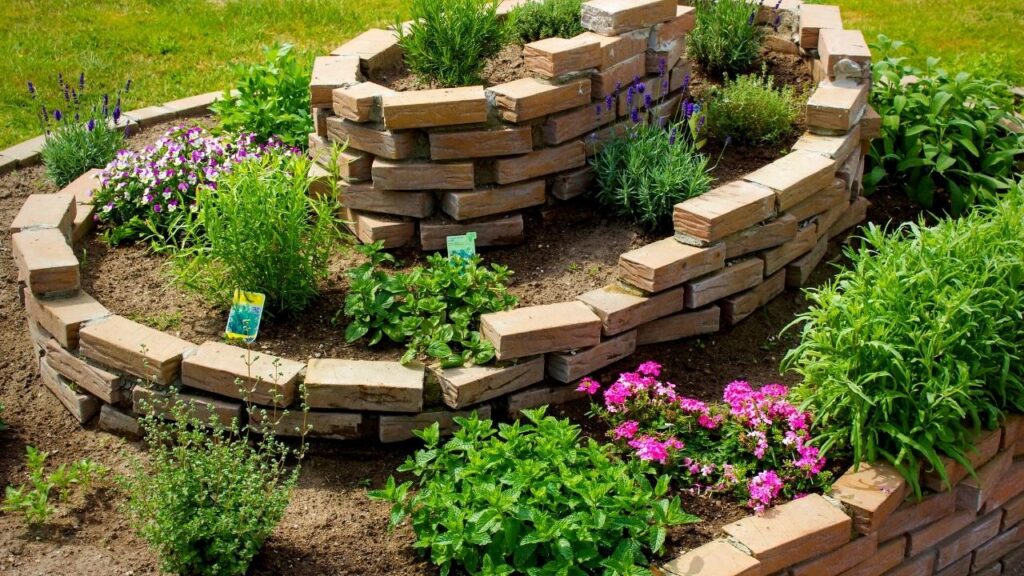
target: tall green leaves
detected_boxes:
[395,0,504,87]
[687,0,764,78]
[784,183,1024,496]
[867,35,1024,214]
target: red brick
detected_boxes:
[10,193,75,239]
[908,509,975,557]
[481,301,603,361]
[685,258,764,309]
[635,305,721,346]
[935,511,1001,569]
[1004,492,1024,528]
[973,523,1024,571]
[934,555,970,576]
[981,460,1024,514]
[791,531,878,576]
[674,181,777,244]
[12,229,80,295]
[429,126,532,160]
[661,539,761,576]
[832,462,910,534]
[879,491,957,542]
[578,284,685,336]
[958,449,1014,512]
[838,537,905,576]
[923,428,1003,492]
[1003,414,1024,450]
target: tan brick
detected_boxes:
[63,169,102,242]
[162,91,223,117]
[636,305,720,345]
[12,229,80,295]
[525,36,602,78]
[546,331,636,383]
[123,104,178,128]
[481,301,603,361]
[25,290,109,349]
[815,198,849,239]
[957,448,1014,512]
[348,210,415,249]
[434,356,545,409]
[133,386,242,429]
[818,29,872,76]
[574,31,647,70]
[839,537,905,576]
[419,214,524,251]
[551,166,595,201]
[934,555,970,576]
[379,405,492,443]
[4,135,45,167]
[181,342,304,407]
[429,126,533,160]
[908,509,975,557]
[981,460,1024,514]
[861,105,882,141]
[493,141,586,184]
[880,553,936,576]
[591,53,647,99]
[652,6,696,48]
[79,315,196,386]
[581,0,677,35]
[332,81,394,122]
[0,154,16,175]
[10,193,75,238]
[723,494,853,574]
[724,214,799,259]
[372,158,474,191]
[786,234,828,287]
[314,105,330,137]
[722,271,786,326]
[808,81,869,134]
[250,409,368,440]
[1006,492,1024,528]
[791,532,878,576]
[39,356,99,424]
[44,338,122,404]
[381,86,488,130]
[578,284,685,336]
[673,181,777,244]
[793,125,863,167]
[619,238,725,293]
[98,404,142,439]
[761,223,822,276]
[936,511,1002,569]
[786,179,848,223]
[543,102,614,145]
[340,183,435,218]
[646,40,683,75]
[310,55,363,106]
[685,258,765,309]
[26,319,51,357]
[828,196,870,240]
[670,59,694,92]
[744,151,837,211]
[507,383,585,418]
[661,539,761,576]
[488,78,591,122]
[1002,414,1024,450]
[304,358,424,412]
[799,4,843,49]
[330,28,402,75]
[440,180,545,221]
[326,116,417,160]
[832,462,909,534]
[879,490,956,542]
[973,523,1024,571]
[587,120,631,156]
[923,428,1003,492]
[309,133,373,182]
[617,75,669,116]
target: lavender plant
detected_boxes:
[28,74,127,188]
[688,0,765,77]
[704,67,801,145]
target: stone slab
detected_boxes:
[799,4,843,49]
[79,315,196,386]
[547,331,636,383]
[309,133,374,182]
[340,183,435,218]
[828,196,870,240]
[24,290,109,349]
[785,233,828,287]
[744,151,837,211]
[635,305,720,346]
[349,210,416,249]
[493,141,586,185]
[372,158,474,191]
[440,180,546,221]
[831,462,909,534]
[39,356,99,424]
[434,356,545,409]
[98,404,142,439]
[133,385,242,429]
[10,193,75,239]
[551,166,595,201]
[507,383,585,418]
[543,101,614,145]
[381,86,488,130]
[685,258,764,309]
[12,228,80,295]
[721,271,786,326]
[723,214,799,259]
[785,179,848,223]
[791,532,877,576]
[673,181,777,244]
[326,116,417,160]
[481,301,603,361]
[581,0,677,35]
[45,338,123,404]
[330,28,403,75]
[619,239,725,293]
[310,55,364,106]
[304,358,424,412]
[332,81,394,122]
[574,31,647,70]
[181,341,304,407]
[162,91,223,117]
[591,53,646,99]
[761,223,819,276]
[419,214,524,251]
[792,125,862,167]
[524,36,602,78]
[429,126,532,160]
[818,29,872,77]
[379,405,492,443]
[488,78,591,122]
[578,283,685,336]
[661,539,761,576]
[807,80,869,134]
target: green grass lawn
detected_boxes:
[2,0,1021,149]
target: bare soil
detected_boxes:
[0,57,921,576]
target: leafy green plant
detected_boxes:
[687,0,764,78]
[371,408,699,575]
[122,397,301,576]
[592,104,712,231]
[210,43,312,149]
[0,403,6,431]
[507,0,584,43]
[395,0,505,87]
[2,446,109,526]
[342,243,517,367]
[172,150,344,314]
[866,35,1024,214]
[704,67,801,145]
[783,181,1024,496]
[27,74,127,188]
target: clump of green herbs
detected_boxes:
[688,0,764,78]
[592,114,712,231]
[783,181,1024,497]
[395,0,505,87]
[122,398,301,576]
[866,35,1024,214]
[704,68,801,145]
[507,0,584,43]
[371,409,698,576]
[2,446,109,526]
[342,243,517,368]
[211,43,312,149]
[0,403,6,431]
[172,150,344,314]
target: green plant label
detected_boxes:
[446,232,477,261]
[226,289,265,343]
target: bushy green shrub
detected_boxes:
[783,182,1024,496]
[687,0,764,78]
[210,43,312,149]
[507,0,584,43]
[2,446,108,526]
[28,74,127,188]
[592,101,712,231]
[342,243,517,368]
[172,151,343,314]
[704,68,800,145]
[866,35,1024,214]
[122,400,299,576]
[371,409,699,575]
[395,0,505,87]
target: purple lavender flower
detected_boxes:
[87,119,95,132]
[684,101,694,119]
[605,94,614,112]
[669,127,677,145]
[747,10,756,25]
[644,93,653,109]
[658,58,666,77]
[626,85,635,108]
[79,72,85,89]
[62,84,70,102]
[595,104,602,118]
[113,105,121,123]
[102,94,109,118]
[636,81,646,94]
[614,81,622,94]
[683,73,691,91]
[773,14,781,31]
[630,107,641,124]
[53,109,62,122]
[27,81,35,97]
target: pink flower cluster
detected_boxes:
[748,470,784,514]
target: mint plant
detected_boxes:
[2,446,109,526]
[371,409,699,575]
[342,243,517,368]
